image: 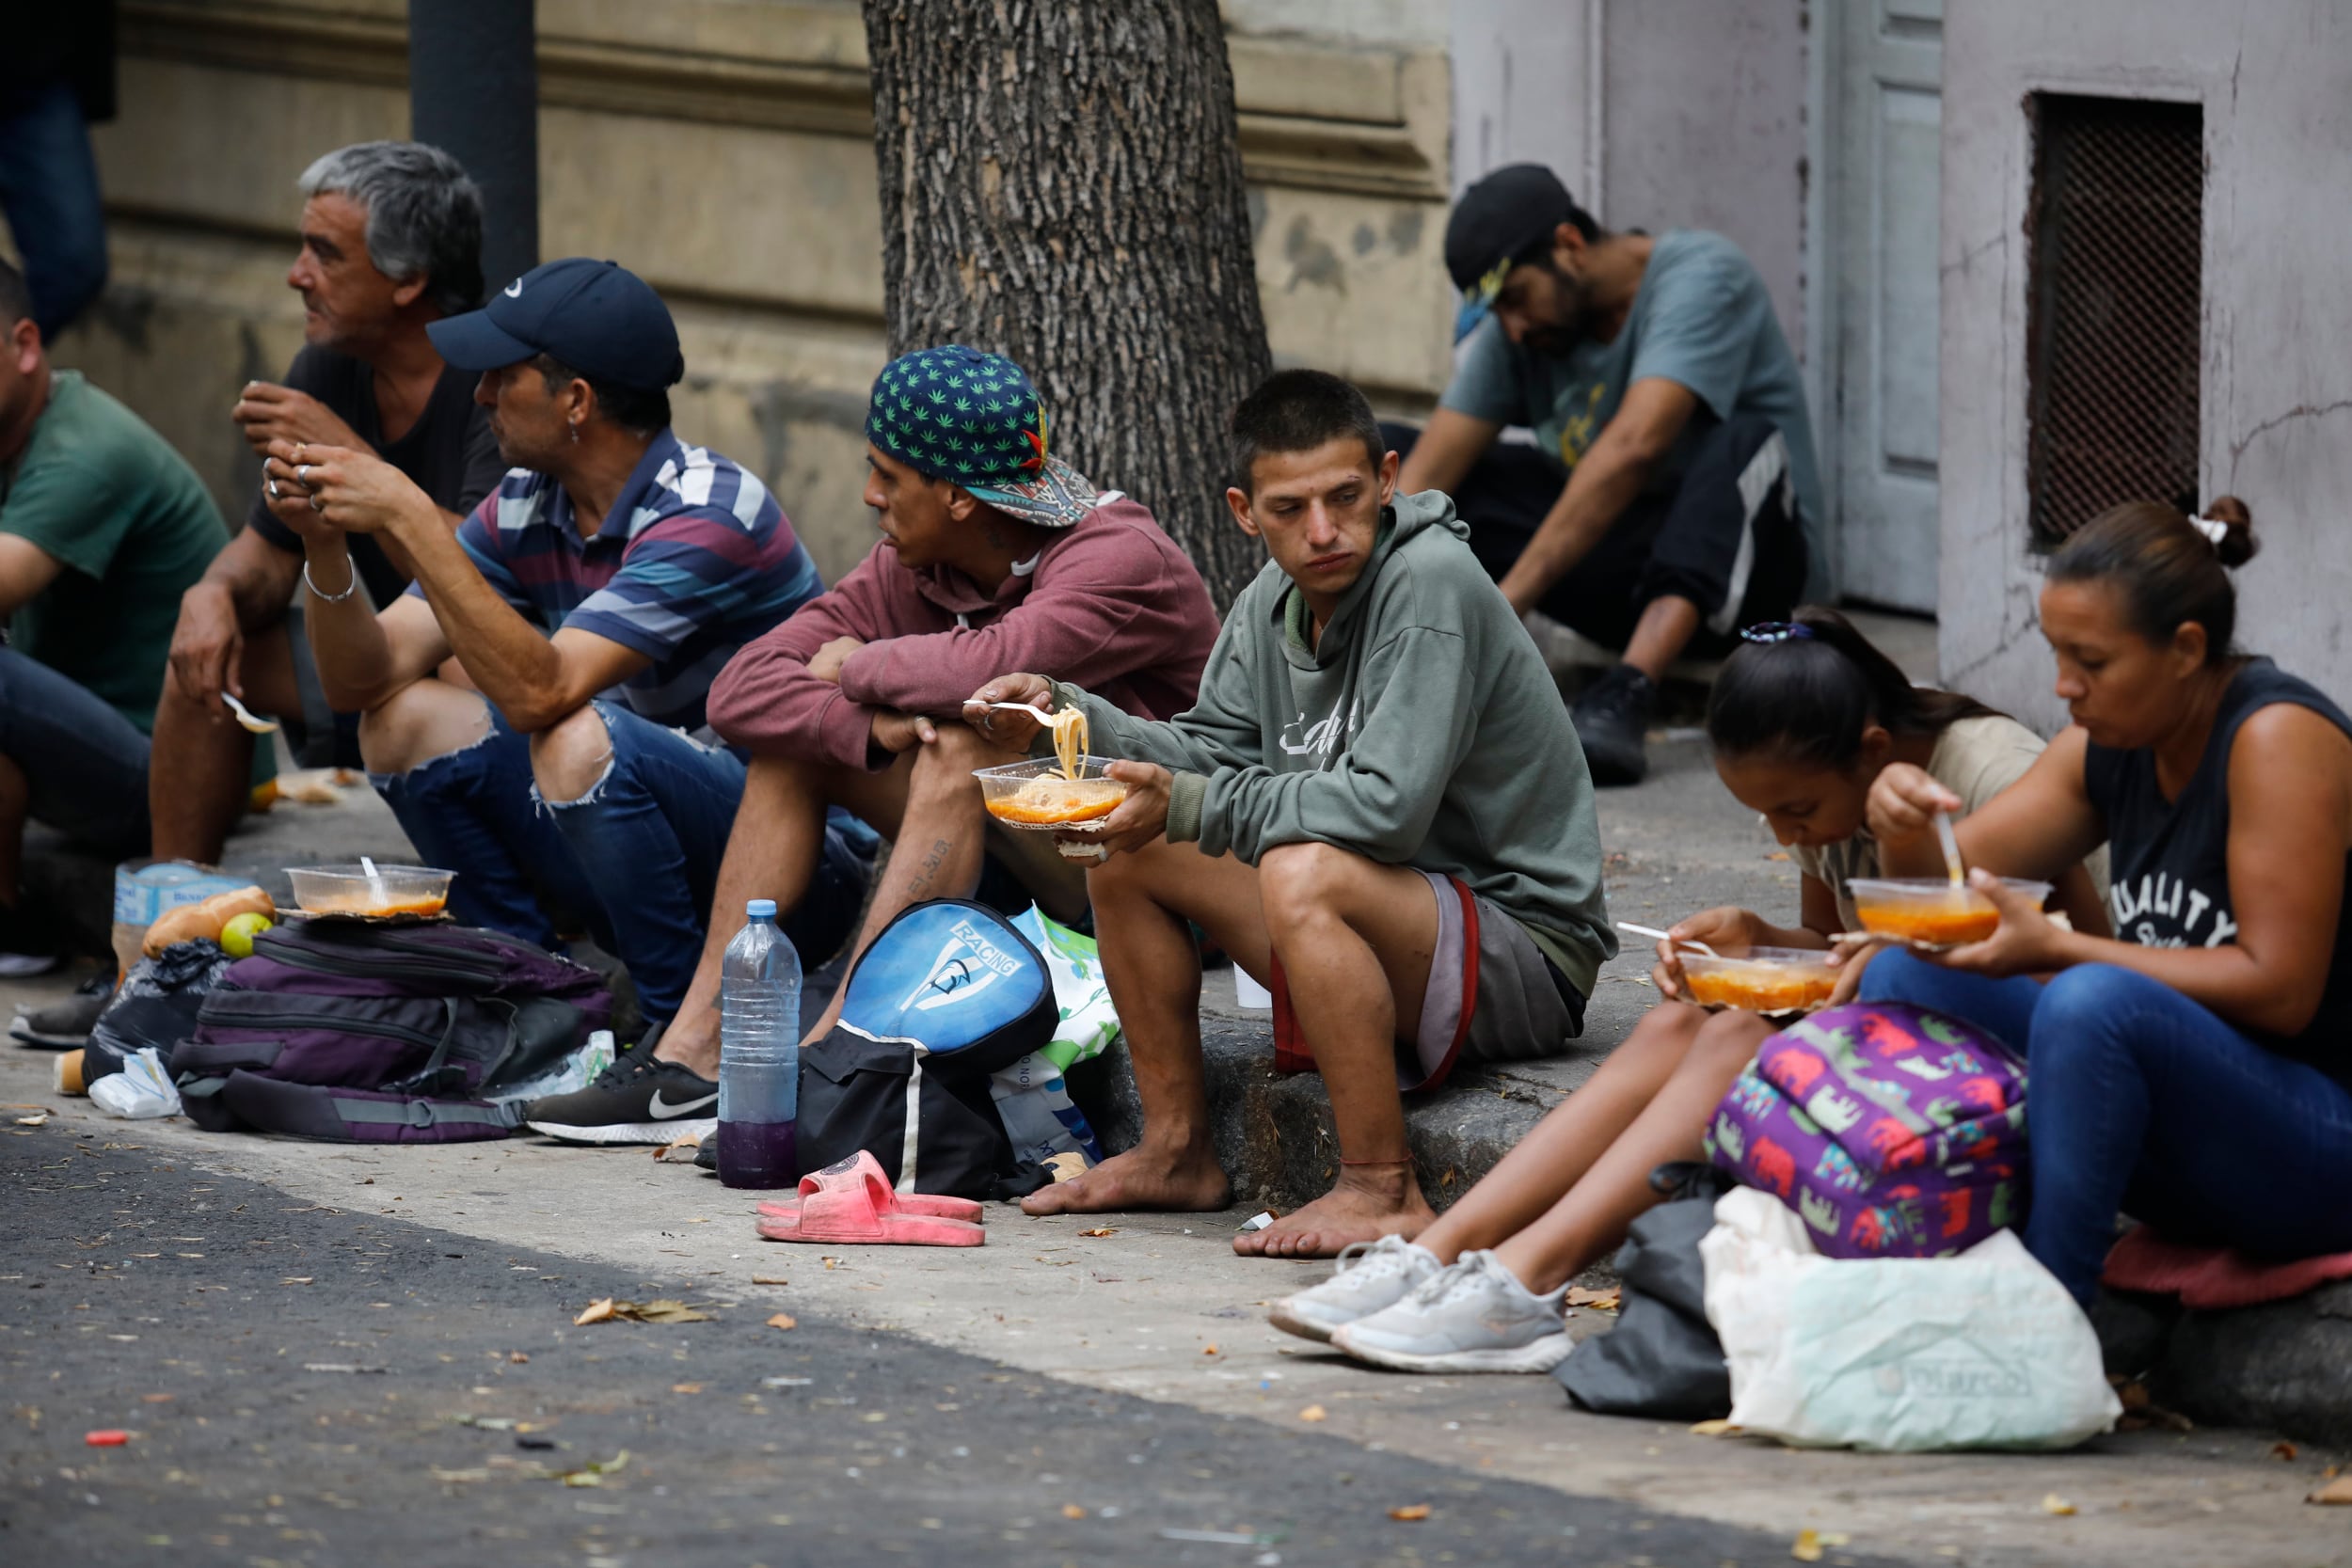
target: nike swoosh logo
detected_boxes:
[647,1090,717,1118]
[503,279,524,297]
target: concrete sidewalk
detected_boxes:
[3,1045,2344,1568]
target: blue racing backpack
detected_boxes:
[796,899,1058,1198]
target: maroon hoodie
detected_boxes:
[707,496,1219,768]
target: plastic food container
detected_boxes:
[1846,877,2052,947]
[1677,946,1839,1013]
[973,758,1129,830]
[286,863,456,918]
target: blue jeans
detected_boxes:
[1860,951,2352,1303]
[0,80,108,341]
[372,701,874,1025]
[0,647,150,857]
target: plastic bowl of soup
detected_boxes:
[1677,946,1838,1013]
[973,757,1129,830]
[287,863,455,918]
[1846,877,2052,946]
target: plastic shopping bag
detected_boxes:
[1010,906,1120,1069]
[1700,1187,2120,1451]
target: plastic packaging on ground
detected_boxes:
[1700,1186,2121,1451]
[88,1048,183,1119]
[488,1030,616,1106]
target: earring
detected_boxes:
[568,422,581,444]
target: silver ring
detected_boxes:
[266,477,280,499]
[295,463,311,487]
[310,495,325,513]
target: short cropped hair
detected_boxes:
[534,354,672,439]
[298,141,485,316]
[1229,369,1387,495]
[0,258,30,329]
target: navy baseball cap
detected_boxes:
[1445,164,1584,340]
[427,257,684,390]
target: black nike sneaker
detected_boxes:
[523,1025,720,1145]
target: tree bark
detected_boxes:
[861,0,1272,611]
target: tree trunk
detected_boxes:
[861,0,1272,611]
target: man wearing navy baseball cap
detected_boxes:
[256,258,874,1125]
[1391,164,1824,784]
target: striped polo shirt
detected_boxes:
[422,430,821,733]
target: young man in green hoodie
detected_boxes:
[971,370,1614,1259]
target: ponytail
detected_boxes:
[1706,607,2001,770]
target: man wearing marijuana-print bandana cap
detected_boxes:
[523,344,1221,1137]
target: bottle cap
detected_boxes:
[746,898,778,919]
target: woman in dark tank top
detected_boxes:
[1846,497,2352,1305]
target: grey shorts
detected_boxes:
[1269,869,1586,1093]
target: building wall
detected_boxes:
[56,0,1458,589]
[1941,0,2352,726]
[1450,0,1809,356]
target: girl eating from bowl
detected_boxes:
[1855,498,2352,1305]
[1271,609,2107,1371]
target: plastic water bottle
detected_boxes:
[717,898,801,1190]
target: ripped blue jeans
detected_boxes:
[371,701,873,1024]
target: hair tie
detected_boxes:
[2189,515,2231,549]
[1740,622,1815,644]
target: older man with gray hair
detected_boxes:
[149,140,504,864]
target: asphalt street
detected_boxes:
[2,1127,1894,1568]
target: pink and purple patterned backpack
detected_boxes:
[1702,1003,2028,1259]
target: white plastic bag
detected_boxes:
[487,1030,616,1107]
[1701,1187,2121,1451]
[89,1047,182,1120]
[1010,906,1119,1069]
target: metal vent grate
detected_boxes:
[2024,95,2204,546]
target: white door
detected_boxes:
[1829,0,1945,611]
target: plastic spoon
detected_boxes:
[964,699,1057,725]
[1933,811,1965,888]
[1614,920,1721,959]
[221,692,280,734]
[360,854,387,912]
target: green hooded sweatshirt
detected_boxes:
[1055,488,1616,996]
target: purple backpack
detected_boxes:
[171,921,611,1143]
[1703,1003,2029,1259]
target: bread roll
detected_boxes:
[141,885,274,956]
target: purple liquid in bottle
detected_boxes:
[717,1118,798,1191]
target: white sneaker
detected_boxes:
[1330,1249,1573,1373]
[1268,1235,1442,1344]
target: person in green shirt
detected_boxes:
[0,257,226,964]
[974,371,1614,1259]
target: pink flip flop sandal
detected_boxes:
[755,1151,986,1246]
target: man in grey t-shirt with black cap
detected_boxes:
[1393,163,1823,784]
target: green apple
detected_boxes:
[220,911,274,959]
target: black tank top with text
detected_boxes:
[2084,657,2352,1080]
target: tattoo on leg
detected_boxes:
[902,836,955,901]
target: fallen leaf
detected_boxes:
[1688,1418,1738,1436]
[508,1352,529,1364]
[1389,1504,1431,1522]
[751,1275,789,1286]
[671,1383,705,1395]
[767,1313,797,1332]
[575,1297,710,1325]
[1297,1404,1328,1423]
[1078,1227,1117,1238]
[2307,1475,2352,1505]
[1791,1528,1825,1562]
[1061,1504,1087,1519]
[2271,1440,2299,1461]
[280,1277,313,1286]
[141,1394,173,1404]
[2042,1494,2076,1516]
[1564,1286,1622,1311]
[555,1450,630,1487]
[14,1115,48,1127]
[1202,1344,1219,1356]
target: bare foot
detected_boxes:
[1021,1143,1231,1216]
[1235,1166,1436,1259]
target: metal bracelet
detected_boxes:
[303,556,359,604]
